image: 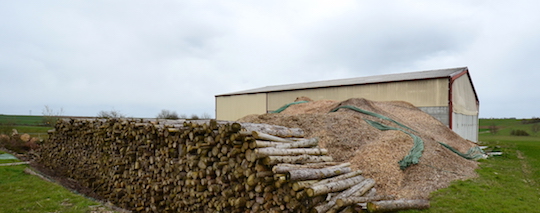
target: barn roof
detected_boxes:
[217,67,469,96]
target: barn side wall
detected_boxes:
[216,93,267,121]
[266,78,449,111]
[451,73,479,142]
[452,113,479,142]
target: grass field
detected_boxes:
[480,118,540,136]
[0,115,57,140]
[404,140,540,212]
[0,151,109,213]
[0,115,45,125]
[404,119,540,213]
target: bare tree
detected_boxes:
[156,109,179,119]
[489,123,499,135]
[532,123,540,135]
[97,110,125,119]
[201,113,212,119]
[42,105,64,126]
[0,119,15,135]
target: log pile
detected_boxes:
[38,118,426,212]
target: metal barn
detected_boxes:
[215,67,479,142]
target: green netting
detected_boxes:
[364,119,424,170]
[438,142,486,160]
[270,101,309,113]
[329,105,416,133]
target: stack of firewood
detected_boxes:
[38,118,428,213]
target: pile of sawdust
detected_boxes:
[238,98,479,199]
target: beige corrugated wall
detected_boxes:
[452,74,479,115]
[216,93,267,121]
[451,73,479,142]
[267,78,449,111]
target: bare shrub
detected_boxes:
[97,110,125,119]
[42,105,64,126]
[0,120,15,135]
[489,123,499,135]
[522,117,540,124]
[190,114,199,120]
[511,129,529,136]
[201,113,212,119]
[532,123,540,135]
[0,134,38,153]
[156,109,179,120]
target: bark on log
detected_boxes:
[292,180,319,191]
[263,155,333,165]
[287,166,351,181]
[311,169,363,187]
[255,148,328,158]
[351,178,376,197]
[313,178,375,213]
[327,162,351,169]
[238,123,305,138]
[250,140,288,148]
[252,131,294,142]
[272,162,343,173]
[335,195,395,208]
[306,175,365,197]
[364,188,377,197]
[367,199,430,213]
[274,138,319,149]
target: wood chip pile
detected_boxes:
[239,97,480,200]
[38,118,402,212]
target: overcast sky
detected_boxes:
[1,1,538,119]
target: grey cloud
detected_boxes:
[1,1,539,118]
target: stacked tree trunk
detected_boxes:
[38,118,427,212]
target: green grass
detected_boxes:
[13,125,52,133]
[0,152,111,212]
[13,125,52,140]
[480,118,540,136]
[0,115,54,139]
[403,119,540,213]
[0,115,46,126]
[403,140,540,212]
[0,158,20,164]
[0,156,107,213]
[479,118,522,127]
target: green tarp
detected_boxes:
[438,142,486,160]
[271,101,309,113]
[364,119,424,170]
[0,153,18,160]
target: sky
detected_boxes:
[1,0,538,119]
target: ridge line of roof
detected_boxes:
[216,67,468,96]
